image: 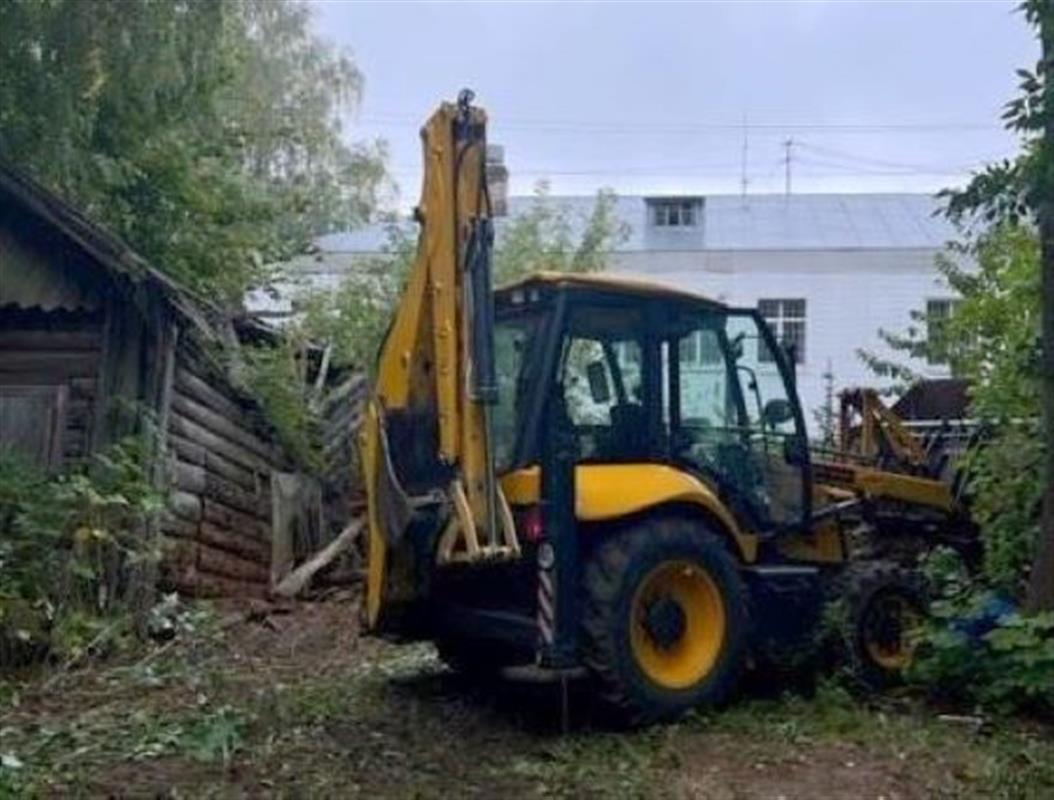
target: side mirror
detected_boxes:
[586,361,611,404]
[762,398,794,429]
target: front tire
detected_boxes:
[581,515,748,725]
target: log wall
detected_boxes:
[159,344,291,599]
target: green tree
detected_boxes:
[935,0,1053,611]
[0,0,386,305]
[946,227,1041,591]
[494,183,628,283]
[297,185,629,372]
[864,226,1041,592]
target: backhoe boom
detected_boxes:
[361,91,517,629]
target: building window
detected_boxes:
[651,199,699,228]
[679,330,723,366]
[758,299,806,364]
[926,298,960,365]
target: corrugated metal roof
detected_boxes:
[318,192,959,255]
[0,160,218,337]
[703,194,955,250]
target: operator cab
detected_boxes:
[494,273,812,532]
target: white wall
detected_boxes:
[609,247,953,433]
[253,244,956,435]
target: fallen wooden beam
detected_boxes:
[272,520,364,598]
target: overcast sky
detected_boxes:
[311,0,1036,207]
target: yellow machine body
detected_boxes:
[360,98,969,714]
[500,464,758,562]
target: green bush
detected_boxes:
[242,339,322,471]
[0,436,163,668]
[911,594,1054,714]
[859,223,1049,713]
[909,550,1054,714]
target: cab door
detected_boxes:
[556,302,655,464]
[667,306,810,530]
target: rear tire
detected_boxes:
[842,561,927,689]
[581,515,748,725]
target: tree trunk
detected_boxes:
[1028,1,1054,612]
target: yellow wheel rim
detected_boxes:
[863,593,920,671]
[630,560,726,690]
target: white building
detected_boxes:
[253,192,960,431]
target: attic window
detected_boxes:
[651,199,699,228]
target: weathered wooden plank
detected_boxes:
[172,460,207,495]
[162,556,269,599]
[91,297,147,450]
[159,511,198,540]
[169,412,273,474]
[205,451,258,493]
[202,499,271,543]
[180,570,269,600]
[69,376,97,393]
[273,520,363,598]
[195,540,271,583]
[65,397,92,425]
[142,322,180,608]
[199,521,271,564]
[0,330,102,352]
[0,353,99,378]
[66,395,92,410]
[202,471,268,520]
[323,427,359,460]
[171,391,276,464]
[162,537,197,570]
[322,403,362,440]
[321,374,368,416]
[168,490,202,522]
[0,309,103,333]
[62,427,88,453]
[175,366,250,427]
[168,433,206,466]
[68,380,97,409]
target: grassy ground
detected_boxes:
[1,597,1052,799]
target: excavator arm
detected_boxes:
[361,92,518,630]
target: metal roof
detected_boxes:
[318,192,959,255]
[0,159,218,337]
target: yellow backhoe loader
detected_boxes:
[360,92,976,723]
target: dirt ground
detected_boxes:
[1,597,1051,799]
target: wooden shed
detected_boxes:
[0,162,338,598]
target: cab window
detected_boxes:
[668,308,805,528]
[558,307,649,462]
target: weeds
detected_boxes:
[0,435,163,671]
[2,604,1052,798]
